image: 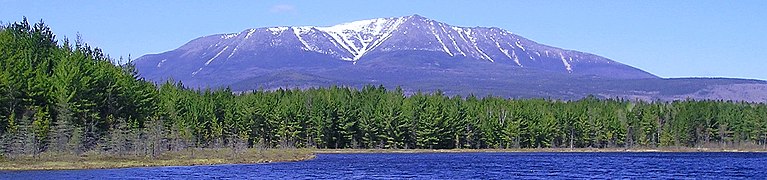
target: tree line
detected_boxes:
[2,19,766,158]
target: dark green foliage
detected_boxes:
[137,82,767,150]
[1,19,767,159]
[0,19,157,157]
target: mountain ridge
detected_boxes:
[134,15,767,102]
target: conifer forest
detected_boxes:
[2,19,767,158]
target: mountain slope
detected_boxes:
[134,15,767,102]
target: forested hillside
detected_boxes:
[1,19,766,158]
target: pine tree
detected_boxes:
[49,100,75,153]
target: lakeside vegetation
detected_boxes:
[0,148,314,171]
[1,19,767,170]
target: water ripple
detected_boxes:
[2,152,766,179]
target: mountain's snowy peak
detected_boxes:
[312,16,408,60]
[316,17,405,35]
[195,15,626,74]
[134,14,663,92]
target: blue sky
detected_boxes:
[2,0,766,80]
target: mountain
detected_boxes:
[134,15,767,102]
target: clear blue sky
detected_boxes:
[2,0,766,80]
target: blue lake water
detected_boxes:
[2,152,766,179]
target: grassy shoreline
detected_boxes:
[0,148,315,171]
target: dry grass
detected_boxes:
[0,148,315,171]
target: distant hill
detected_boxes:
[133,15,767,102]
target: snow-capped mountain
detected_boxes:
[133,15,767,102]
[291,15,613,69]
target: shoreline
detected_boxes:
[4,147,765,171]
[0,148,315,171]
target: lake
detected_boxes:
[2,152,766,179]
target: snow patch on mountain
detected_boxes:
[156,59,167,68]
[205,46,229,66]
[222,33,237,39]
[512,50,522,67]
[515,41,526,51]
[560,53,572,73]
[496,41,513,61]
[227,46,238,59]
[267,27,289,35]
[314,17,408,60]
[245,29,257,39]
[292,27,314,51]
